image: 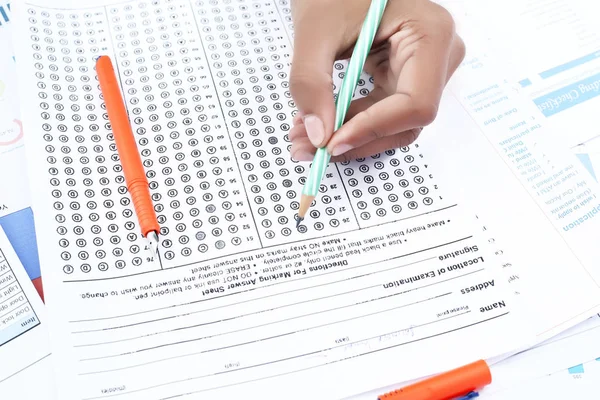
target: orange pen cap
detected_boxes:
[378,360,492,400]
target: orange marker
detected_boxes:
[96,55,161,257]
[378,360,492,400]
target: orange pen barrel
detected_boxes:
[378,360,492,400]
[96,55,160,238]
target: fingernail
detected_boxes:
[303,115,325,147]
[292,150,314,161]
[331,144,353,157]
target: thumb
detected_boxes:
[289,11,341,148]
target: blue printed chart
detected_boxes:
[572,136,600,183]
[521,57,600,183]
[554,357,600,395]
[0,3,9,27]
[0,246,41,347]
[520,51,600,181]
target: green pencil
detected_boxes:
[297,0,389,227]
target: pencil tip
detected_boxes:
[147,231,159,257]
[296,217,303,228]
[150,241,158,256]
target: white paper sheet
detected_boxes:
[0,22,31,218]
[10,0,600,398]
[435,0,600,342]
[478,314,600,399]
[464,0,600,176]
[0,354,56,400]
[350,314,600,399]
[482,359,600,400]
[9,0,540,398]
[0,224,53,398]
[480,314,600,397]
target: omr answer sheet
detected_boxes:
[10,0,535,398]
[11,0,600,398]
[0,224,53,399]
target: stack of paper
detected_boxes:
[0,0,598,399]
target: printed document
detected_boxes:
[0,23,31,218]
[0,224,53,398]
[9,0,600,398]
[465,0,600,182]
[436,0,600,341]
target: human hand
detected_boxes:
[288,0,465,162]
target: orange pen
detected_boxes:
[378,360,492,400]
[96,55,161,258]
